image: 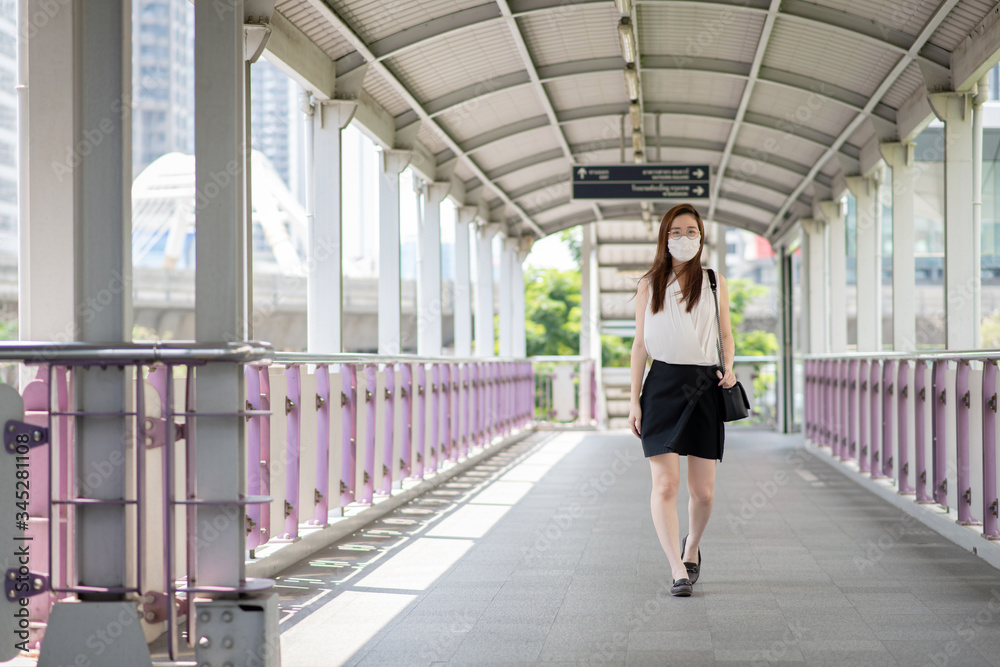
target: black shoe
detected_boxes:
[681,535,701,584]
[671,578,693,597]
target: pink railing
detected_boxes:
[804,352,1000,541]
[0,345,536,660]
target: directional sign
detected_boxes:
[572,164,710,200]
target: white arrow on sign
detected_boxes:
[577,167,588,179]
[693,185,705,196]
[693,168,705,179]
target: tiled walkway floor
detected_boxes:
[277,429,1000,666]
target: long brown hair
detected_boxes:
[641,203,706,314]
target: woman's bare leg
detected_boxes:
[683,455,717,563]
[648,452,688,581]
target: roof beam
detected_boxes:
[707,0,780,226]
[950,2,1000,91]
[764,0,963,237]
[264,10,337,99]
[299,0,545,237]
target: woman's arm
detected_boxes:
[717,273,736,388]
[628,277,650,436]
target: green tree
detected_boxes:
[524,267,581,356]
[727,278,778,357]
[560,227,582,264]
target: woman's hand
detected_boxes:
[716,369,737,389]
[628,402,642,438]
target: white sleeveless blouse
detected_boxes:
[643,269,720,366]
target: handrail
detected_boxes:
[803,349,1000,362]
[274,351,529,365]
[0,340,274,363]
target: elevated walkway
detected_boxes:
[259,429,1000,666]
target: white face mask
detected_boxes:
[668,236,701,262]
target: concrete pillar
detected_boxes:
[820,200,847,352]
[801,218,827,353]
[499,237,514,357]
[847,174,882,352]
[777,245,794,433]
[714,222,727,274]
[308,102,354,353]
[377,150,410,354]
[929,92,977,350]
[881,142,918,351]
[580,223,600,422]
[417,182,449,355]
[475,223,499,357]
[514,246,528,358]
[454,207,476,356]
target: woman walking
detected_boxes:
[627,203,736,597]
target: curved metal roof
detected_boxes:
[266,0,1000,245]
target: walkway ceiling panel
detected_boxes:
[763,22,902,100]
[505,172,569,203]
[647,115,734,146]
[748,80,858,141]
[324,0,491,45]
[385,22,523,104]
[846,119,878,159]
[361,69,412,118]
[596,221,658,244]
[275,1,356,62]
[561,116,637,148]
[598,244,657,268]
[716,198,778,225]
[724,152,807,189]
[733,124,828,170]
[516,3,623,68]
[599,266,644,293]
[881,61,928,110]
[533,200,593,225]
[641,70,747,110]
[517,180,572,215]
[470,127,563,172]
[437,88,548,144]
[544,71,629,114]
[719,179,790,212]
[637,4,766,64]
[417,122,450,158]
[803,0,939,38]
[927,0,1000,52]
[494,156,567,193]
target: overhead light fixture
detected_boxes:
[632,129,643,152]
[614,0,631,15]
[618,18,636,64]
[629,102,642,130]
[634,150,645,163]
[624,64,640,101]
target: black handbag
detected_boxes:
[706,269,751,422]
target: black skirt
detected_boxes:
[639,360,725,461]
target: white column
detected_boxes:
[454,207,476,356]
[499,238,514,357]
[308,102,353,353]
[881,142,917,351]
[714,222,727,274]
[21,0,75,343]
[847,174,882,352]
[801,218,827,353]
[37,2,151,664]
[475,223,499,357]
[377,150,409,355]
[930,92,977,350]
[514,248,528,358]
[579,223,600,422]
[418,182,449,356]
[193,0,247,590]
[820,200,847,352]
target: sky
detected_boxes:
[525,231,577,271]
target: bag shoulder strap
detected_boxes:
[705,269,725,373]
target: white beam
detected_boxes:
[707,0,781,223]
[418,182,450,355]
[475,223,500,356]
[264,10,336,99]
[378,150,410,355]
[950,6,1000,92]
[455,206,477,356]
[846,174,882,352]
[881,142,917,351]
[765,0,962,238]
[819,199,847,352]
